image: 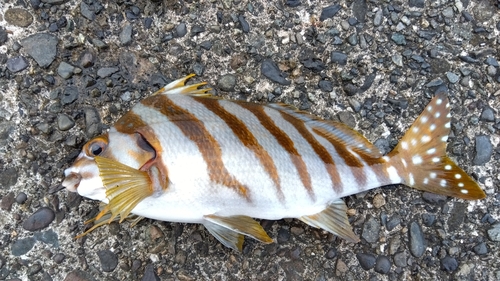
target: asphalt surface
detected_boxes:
[0,0,499,280]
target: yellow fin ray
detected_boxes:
[94,156,153,223]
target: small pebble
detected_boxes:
[97,250,118,272]
[217,74,237,92]
[356,252,376,270]
[15,192,28,204]
[22,207,55,231]
[374,255,391,274]
[473,135,493,165]
[373,194,385,208]
[320,4,341,21]
[409,221,426,257]
[487,224,500,241]
[361,217,380,243]
[441,256,458,272]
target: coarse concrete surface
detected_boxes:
[0,0,499,280]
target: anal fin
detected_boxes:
[300,199,360,243]
[203,215,273,251]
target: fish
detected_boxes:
[62,74,486,251]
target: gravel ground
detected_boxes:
[1,0,499,280]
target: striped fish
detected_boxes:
[62,75,486,251]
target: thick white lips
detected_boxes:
[62,171,81,192]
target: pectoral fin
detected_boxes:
[203,220,245,251]
[203,214,273,250]
[94,156,153,223]
[300,199,360,243]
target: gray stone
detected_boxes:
[6,56,29,73]
[442,7,454,18]
[22,207,55,231]
[331,52,348,65]
[261,59,291,85]
[57,61,75,79]
[57,114,75,131]
[141,264,160,281]
[441,256,458,271]
[320,4,341,21]
[373,9,383,26]
[473,242,488,255]
[361,217,380,243]
[97,67,119,78]
[11,237,36,256]
[394,252,407,267]
[487,224,500,241]
[0,167,19,189]
[485,57,499,67]
[0,27,8,45]
[175,23,187,37]
[41,0,68,4]
[409,0,424,8]
[217,74,237,92]
[409,221,426,257]
[374,255,391,274]
[391,33,406,45]
[473,135,493,165]
[63,269,97,281]
[356,252,376,270]
[21,33,58,68]
[97,250,118,272]
[238,15,250,33]
[392,54,403,67]
[61,86,79,105]
[480,106,495,122]
[120,24,133,45]
[4,8,33,27]
[80,2,95,21]
[446,72,460,84]
[84,108,102,137]
[34,229,59,247]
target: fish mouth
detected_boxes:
[62,172,82,192]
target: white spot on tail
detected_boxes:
[383,156,390,162]
[445,103,450,108]
[445,122,450,128]
[386,166,400,183]
[432,157,440,163]
[427,105,433,112]
[412,127,419,133]
[440,179,447,187]
[401,141,408,150]
[421,116,428,123]
[411,139,417,146]
[430,124,436,131]
[455,174,462,179]
[421,135,430,143]
[461,189,468,194]
[430,172,437,179]
[435,112,441,118]
[408,173,415,186]
[427,148,436,155]
[402,159,407,168]
[436,98,443,105]
[445,165,452,170]
[423,178,429,184]
[446,113,451,118]
[441,136,448,142]
[412,155,422,165]
[458,183,464,187]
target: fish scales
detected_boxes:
[62,75,486,251]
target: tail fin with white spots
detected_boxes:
[387,92,486,200]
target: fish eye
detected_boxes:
[85,137,108,157]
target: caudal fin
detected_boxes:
[387,92,486,200]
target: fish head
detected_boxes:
[62,128,157,201]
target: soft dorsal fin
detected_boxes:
[268,103,383,159]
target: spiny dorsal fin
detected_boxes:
[388,92,486,200]
[300,199,359,243]
[154,74,213,96]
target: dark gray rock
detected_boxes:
[286,0,301,7]
[217,74,237,92]
[386,215,401,231]
[120,24,133,46]
[6,56,29,73]
[473,135,493,165]
[20,33,58,68]
[141,264,160,281]
[15,192,27,204]
[97,250,118,272]
[61,86,78,105]
[480,106,495,122]
[422,213,436,226]
[301,58,325,72]
[175,23,187,37]
[11,237,36,256]
[320,4,341,21]
[391,33,406,45]
[352,0,368,23]
[356,253,376,270]
[409,0,425,8]
[473,242,488,255]
[485,57,499,67]
[394,252,407,267]
[4,8,34,27]
[487,224,500,241]
[441,256,458,271]
[22,207,55,231]
[34,229,59,247]
[362,217,380,243]
[53,253,66,264]
[422,192,447,204]
[0,192,15,211]
[41,0,68,4]
[80,2,95,21]
[0,168,19,188]
[374,9,383,26]
[446,72,460,84]
[277,228,290,243]
[261,59,291,85]
[0,27,8,45]
[331,52,348,65]
[374,255,391,274]
[238,16,250,33]
[318,80,333,92]
[57,114,75,131]
[57,62,75,79]
[97,67,119,78]
[409,221,426,257]
[84,108,102,137]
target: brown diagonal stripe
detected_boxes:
[194,97,285,202]
[313,127,367,187]
[279,112,343,194]
[239,103,315,199]
[141,95,250,200]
